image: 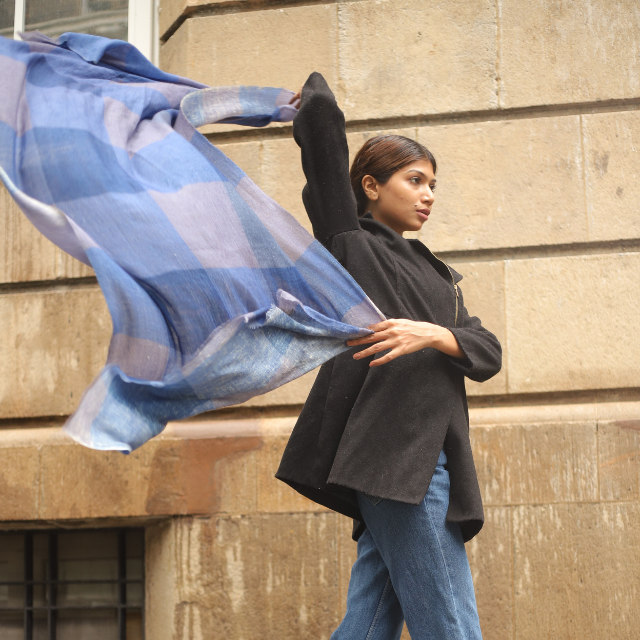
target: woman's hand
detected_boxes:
[288,87,302,108]
[346,319,465,367]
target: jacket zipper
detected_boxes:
[433,254,459,327]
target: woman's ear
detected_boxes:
[362,175,379,201]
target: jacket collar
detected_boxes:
[358,213,463,284]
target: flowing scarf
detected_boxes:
[0,32,382,452]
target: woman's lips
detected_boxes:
[416,209,430,221]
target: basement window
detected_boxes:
[0,528,144,640]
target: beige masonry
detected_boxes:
[582,110,640,242]
[499,0,640,108]
[417,116,587,252]
[337,0,498,120]
[505,252,640,393]
[160,5,338,93]
[0,287,110,418]
[0,185,94,283]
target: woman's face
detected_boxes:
[362,159,436,236]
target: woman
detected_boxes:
[276,72,502,640]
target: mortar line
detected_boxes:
[502,259,509,393]
[510,506,515,640]
[0,276,98,294]
[203,96,640,146]
[595,420,601,502]
[161,0,347,42]
[579,114,591,241]
[438,238,640,263]
[495,0,502,109]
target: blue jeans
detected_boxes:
[331,450,482,640]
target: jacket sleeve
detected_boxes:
[448,287,502,382]
[292,72,360,246]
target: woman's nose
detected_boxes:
[422,188,434,204]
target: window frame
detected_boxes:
[0,527,145,640]
[12,0,159,64]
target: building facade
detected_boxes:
[1,0,639,638]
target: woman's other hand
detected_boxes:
[346,319,465,367]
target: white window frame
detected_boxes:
[13,0,159,65]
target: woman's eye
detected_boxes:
[430,184,437,191]
[410,177,420,184]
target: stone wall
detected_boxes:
[0,0,639,638]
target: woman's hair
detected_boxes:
[350,135,437,216]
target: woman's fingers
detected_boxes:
[346,331,389,347]
[368,350,400,367]
[367,320,391,332]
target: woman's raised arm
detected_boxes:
[292,72,360,246]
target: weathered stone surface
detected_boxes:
[513,503,640,639]
[0,287,111,419]
[467,507,513,640]
[505,253,640,393]
[582,111,640,242]
[145,521,178,640]
[239,369,317,408]
[0,185,94,283]
[500,0,640,108]
[598,419,640,502]
[471,422,598,505]
[160,5,337,92]
[260,137,309,233]
[448,260,507,396]
[0,446,40,520]
[338,0,498,120]
[166,513,342,640]
[256,435,326,513]
[417,116,587,252]
[336,514,356,620]
[38,443,155,520]
[216,140,264,190]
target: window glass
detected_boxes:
[0,0,15,36]
[24,0,128,41]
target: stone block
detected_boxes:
[336,514,356,620]
[216,140,264,190]
[513,503,640,639]
[598,419,640,502]
[0,446,40,520]
[260,137,310,233]
[505,253,640,393]
[0,185,94,283]
[467,507,513,640]
[5,423,264,521]
[0,287,111,419]
[582,111,640,242]
[417,116,587,252]
[38,442,155,520]
[145,521,178,640]
[338,0,498,120]
[471,422,598,506]
[160,5,337,93]
[144,435,263,516]
[239,369,317,408]
[256,434,327,514]
[164,513,342,640]
[448,260,507,396]
[500,0,640,108]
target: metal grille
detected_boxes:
[0,528,145,640]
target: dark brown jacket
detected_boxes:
[276,73,502,542]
